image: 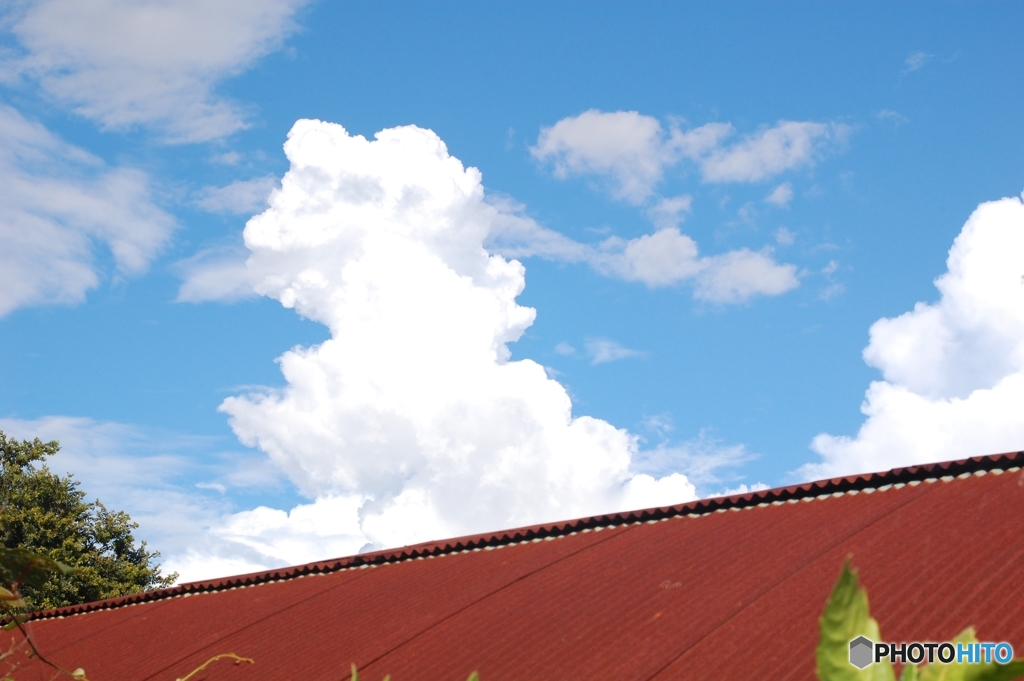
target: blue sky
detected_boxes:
[2,2,1023,581]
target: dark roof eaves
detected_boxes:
[28,450,1024,622]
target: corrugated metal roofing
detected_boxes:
[8,451,1024,680]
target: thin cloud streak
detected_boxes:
[0,105,175,316]
[585,338,644,365]
[2,0,311,142]
[903,51,934,73]
[488,201,799,302]
[194,176,277,215]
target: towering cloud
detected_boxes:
[802,197,1024,479]
[220,120,696,552]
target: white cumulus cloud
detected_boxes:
[775,227,795,246]
[692,247,800,304]
[188,176,799,306]
[165,495,367,582]
[488,209,798,301]
[765,182,794,207]
[3,0,309,142]
[646,195,693,229]
[800,197,1024,480]
[699,121,847,183]
[0,105,175,316]
[532,109,846,200]
[592,230,800,301]
[218,119,699,554]
[590,228,704,286]
[531,109,673,204]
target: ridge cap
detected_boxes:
[27,450,1023,622]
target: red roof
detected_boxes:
[8,451,1024,680]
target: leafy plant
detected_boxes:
[817,561,1024,681]
[0,431,175,610]
[1,548,254,681]
[0,546,86,680]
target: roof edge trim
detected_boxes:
[27,450,1024,622]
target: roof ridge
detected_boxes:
[28,450,1024,622]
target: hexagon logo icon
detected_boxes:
[849,636,874,669]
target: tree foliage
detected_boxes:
[0,431,175,611]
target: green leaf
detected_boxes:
[902,664,920,681]
[917,628,1024,681]
[0,546,76,589]
[816,561,896,681]
[467,673,480,681]
[0,585,25,610]
[917,628,975,681]
[971,663,1024,681]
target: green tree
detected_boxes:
[0,431,176,611]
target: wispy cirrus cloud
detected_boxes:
[194,176,277,215]
[585,338,644,365]
[903,50,934,73]
[175,243,255,303]
[1,0,311,142]
[877,109,909,127]
[0,105,175,317]
[631,429,762,496]
[0,414,316,583]
[178,177,279,303]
